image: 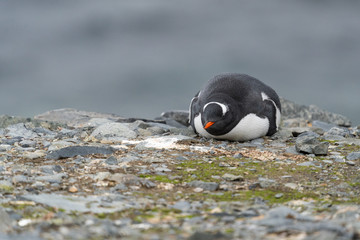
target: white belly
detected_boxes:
[194,113,269,141]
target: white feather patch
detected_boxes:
[194,113,269,141]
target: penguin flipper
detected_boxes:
[262,100,278,136]
[189,91,201,133]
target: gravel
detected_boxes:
[0,104,359,239]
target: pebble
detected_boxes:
[258,178,278,188]
[295,132,329,155]
[46,145,115,160]
[346,152,360,161]
[105,156,118,165]
[188,181,219,191]
[222,173,244,181]
[68,186,78,193]
[91,122,137,140]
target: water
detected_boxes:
[1,0,360,125]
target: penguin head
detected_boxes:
[201,101,235,135]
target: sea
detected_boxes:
[1,0,360,125]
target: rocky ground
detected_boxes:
[0,98,360,240]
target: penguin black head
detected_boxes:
[201,101,236,135]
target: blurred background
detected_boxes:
[1,0,359,125]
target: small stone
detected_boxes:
[284,183,298,189]
[347,152,360,161]
[188,181,219,191]
[18,219,32,227]
[23,150,46,159]
[219,162,231,167]
[40,165,63,174]
[297,161,316,167]
[160,110,189,126]
[0,144,12,152]
[0,206,13,232]
[222,173,244,181]
[295,132,329,155]
[313,142,329,155]
[91,122,137,140]
[48,140,75,151]
[12,175,31,184]
[171,200,191,212]
[274,193,283,199]
[68,186,78,193]
[105,156,118,165]
[258,177,278,188]
[233,153,243,159]
[46,145,115,160]
[346,161,356,166]
[35,173,68,184]
[19,140,36,148]
[266,206,299,219]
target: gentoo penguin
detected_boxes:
[189,73,281,141]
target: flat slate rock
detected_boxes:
[21,194,138,213]
[46,145,115,160]
[34,108,125,128]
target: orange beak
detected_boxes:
[204,121,215,129]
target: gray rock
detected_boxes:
[119,155,140,162]
[12,175,31,184]
[274,193,284,198]
[108,173,156,188]
[312,120,338,132]
[105,156,118,165]
[233,153,243,159]
[46,145,115,160]
[267,206,300,219]
[40,165,63,174]
[280,98,351,127]
[22,150,46,160]
[325,127,352,138]
[222,173,244,181]
[188,181,219,191]
[33,127,55,136]
[258,178,278,188]
[160,110,189,127]
[345,161,356,166]
[295,132,329,155]
[91,122,137,140]
[48,140,75,151]
[22,193,138,213]
[35,173,68,184]
[19,140,36,148]
[171,200,191,212]
[5,123,38,139]
[0,207,12,233]
[313,142,330,155]
[346,152,360,161]
[297,161,317,167]
[56,128,78,138]
[34,108,124,128]
[0,144,12,152]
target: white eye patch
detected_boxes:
[203,102,228,116]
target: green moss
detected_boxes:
[139,174,180,184]
[0,184,14,192]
